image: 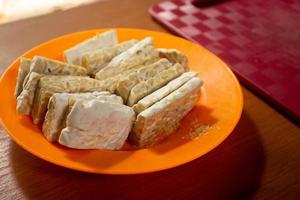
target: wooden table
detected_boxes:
[0,0,299,199]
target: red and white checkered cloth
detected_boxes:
[150,0,300,120]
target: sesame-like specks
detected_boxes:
[181,121,212,140]
[189,124,211,139]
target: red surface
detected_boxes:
[149,0,300,121]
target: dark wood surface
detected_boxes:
[0,0,299,199]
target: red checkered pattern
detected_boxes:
[149,0,300,120]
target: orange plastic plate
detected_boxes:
[0,28,243,174]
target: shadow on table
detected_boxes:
[10,111,265,200]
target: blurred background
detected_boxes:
[0,0,101,24]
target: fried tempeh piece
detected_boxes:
[15,57,31,97]
[31,76,106,124]
[43,91,123,142]
[17,56,88,114]
[95,37,159,81]
[81,39,138,76]
[116,58,172,102]
[132,71,198,114]
[158,48,188,71]
[59,99,135,150]
[126,63,185,106]
[22,56,87,86]
[130,77,203,147]
[64,30,117,65]
[16,72,44,114]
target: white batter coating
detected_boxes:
[59,99,135,150]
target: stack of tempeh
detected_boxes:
[15,30,203,150]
